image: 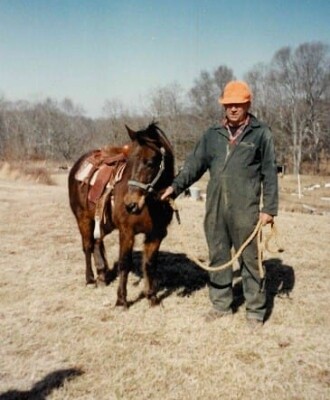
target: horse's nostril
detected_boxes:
[126,202,138,214]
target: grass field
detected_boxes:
[0,164,329,399]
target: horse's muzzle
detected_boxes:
[124,193,146,214]
[125,202,140,214]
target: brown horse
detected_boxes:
[68,122,175,307]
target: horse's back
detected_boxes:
[68,146,129,228]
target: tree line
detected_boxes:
[1,41,329,174]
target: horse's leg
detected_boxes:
[93,239,117,285]
[92,188,117,285]
[115,230,134,308]
[142,237,162,306]
[77,216,95,285]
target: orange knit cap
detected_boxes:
[219,81,252,105]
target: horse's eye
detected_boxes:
[145,158,156,168]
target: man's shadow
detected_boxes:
[231,258,295,319]
[0,368,84,400]
[264,258,295,321]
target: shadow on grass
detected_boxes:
[230,258,295,319]
[115,252,295,318]
[264,258,295,322]
[129,250,209,303]
[0,368,84,400]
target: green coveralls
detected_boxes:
[172,114,278,321]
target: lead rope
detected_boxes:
[169,199,283,284]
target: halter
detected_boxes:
[128,147,166,193]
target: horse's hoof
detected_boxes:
[149,296,159,307]
[86,279,96,287]
[96,277,107,288]
[96,269,117,286]
[115,298,129,309]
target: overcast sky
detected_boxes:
[1,0,329,118]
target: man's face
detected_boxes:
[224,102,250,126]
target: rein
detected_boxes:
[128,147,166,193]
[169,199,283,283]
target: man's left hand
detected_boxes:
[259,212,274,226]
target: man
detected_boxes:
[161,81,278,329]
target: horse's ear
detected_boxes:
[125,125,136,141]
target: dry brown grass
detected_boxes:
[0,162,56,186]
[0,170,329,400]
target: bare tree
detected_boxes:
[61,98,85,117]
[1,43,329,172]
[0,100,33,159]
[214,65,235,96]
[148,82,184,118]
[147,82,190,161]
[189,70,217,124]
[245,63,289,165]
[189,65,235,126]
[101,98,133,144]
[295,42,330,172]
[270,42,330,174]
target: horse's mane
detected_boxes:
[136,122,173,155]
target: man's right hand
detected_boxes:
[161,186,174,201]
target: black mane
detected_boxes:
[136,122,173,155]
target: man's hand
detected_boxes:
[259,212,274,226]
[161,186,174,201]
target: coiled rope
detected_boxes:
[169,199,284,280]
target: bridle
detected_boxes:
[128,146,166,193]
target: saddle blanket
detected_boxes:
[75,157,126,205]
[75,160,100,185]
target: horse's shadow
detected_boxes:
[128,253,295,317]
[0,368,84,400]
[129,250,209,303]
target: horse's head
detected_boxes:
[123,122,174,214]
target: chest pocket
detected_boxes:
[207,136,228,172]
[234,141,260,166]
